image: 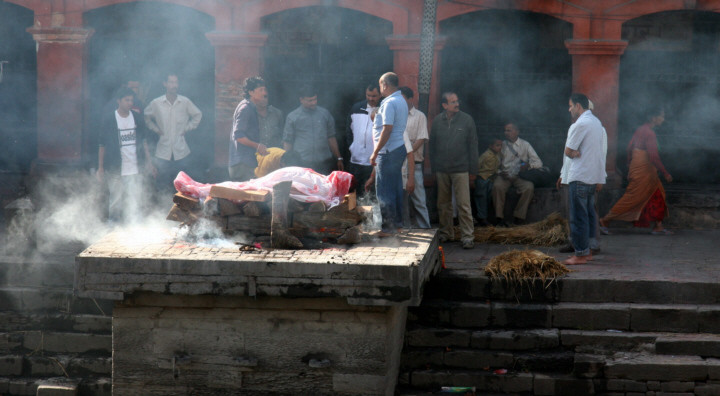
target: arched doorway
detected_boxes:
[439,10,573,173]
[619,11,720,184]
[0,2,37,177]
[84,2,215,176]
[261,6,393,151]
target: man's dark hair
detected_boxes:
[505,121,519,130]
[569,93,589,110]
[114,87,136,101]
[441,92,457,105]
[645,106,665,123]
[366,82,380,93]
[379,72,399,88]
[298,85,317,99]
[242,76,266,99]
[399,86,414,99]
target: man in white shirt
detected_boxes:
[346,83,382,197]
[399,86,430,228]
[144,73,202,193]
[491,122,543,226]
[564,93,606,265]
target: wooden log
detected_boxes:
[225,214,271,235]
[292,210,363,229]
[242,201,265,217]
[209,185,270,202]
[329,192,357,213]
[307,201,326,212]
[357,205,373,220]
[271,181,303,249]
[173,193,200,211]
[336,225,362,244]
[166,204,199,224]
[287,199,306,213]
[215,198,243,216]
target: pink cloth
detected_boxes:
[174,167,353,208]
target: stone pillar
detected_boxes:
[27,27,94,165]
[206,31,268,170]
[386,35,446,118]
[565,39,628,186]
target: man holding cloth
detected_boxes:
[370,72,408,237]
[564,93,606,265]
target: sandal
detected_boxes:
[599,226,611,235]
[650,229,674,235]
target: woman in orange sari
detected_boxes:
[599,108,673,235]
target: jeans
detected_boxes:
[403,163,431,228]
[561,184,600,250]
[473,177,493,220]
[569,181,598,256]
[375,145,405,233]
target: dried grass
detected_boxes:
[471,212,569,246]
[484,249,571,284]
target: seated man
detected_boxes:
[491,122,543,226]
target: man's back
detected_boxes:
[566,110,605,185]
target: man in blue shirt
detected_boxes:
[370,72,408,236]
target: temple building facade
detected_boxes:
[1,0,720,198]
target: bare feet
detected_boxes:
[564,254,592,265]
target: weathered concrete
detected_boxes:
[76,229,441,396]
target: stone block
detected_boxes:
[698,306,720,332]
[405,328,471,348]
[400,349,444,369]
[708,358,720,379]
[660,381,695,392]
[332,373,385,394]
[695,384,720,396]
[629,305,699,332]
[648,380,661,390]
[471,329,558,350]
[573,353,605,378]
[36,378,79,396]
[409,369,451,387]
[490,302,551,328]
[553,303,630,330]
[443,349,514,369]
[23,331,111,354]
[8,378,37,395]
[450,302,491,328]
[27,356,68,376]
[0,354,23,376]
[604,354,707,381]
[560,329,657,349]
[533,374,594,396]
[606,378,647,392]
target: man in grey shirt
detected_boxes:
[283,86,343,175]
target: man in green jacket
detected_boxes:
[429,92,479,249]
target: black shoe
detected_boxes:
[591,247,601,255]
[476,218,489,227]
[558,244,575,253]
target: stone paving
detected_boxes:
[441,226,720,283]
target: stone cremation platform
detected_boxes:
[75,228,440,395]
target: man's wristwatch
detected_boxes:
[337,157,343,161]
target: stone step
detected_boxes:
[425,269,720,305]
[405,328,560,350]
[656,333,720,357]
[0,313,111,335]
[604,352,720,382]
[0,287,114,315]
[0,354,111,377]
[401,346,574,373]
[0,376,111,396]
[21,331,111,355]
[408,300,720,333]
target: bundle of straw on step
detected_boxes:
[472,212,568,246]
[484,249,570,283]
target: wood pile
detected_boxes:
[166,182,371,248]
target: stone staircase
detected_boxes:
[397,269,720,395]
[0,244,113,396]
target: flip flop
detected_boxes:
[650,229,674,235]
[599,226,611,235]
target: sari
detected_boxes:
[604,125,669,225]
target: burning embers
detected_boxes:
[167,178,371,250]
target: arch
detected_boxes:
[437,0,589,25]
[602,0,720,24]
[82,0,231,29]
[239,0,411,35]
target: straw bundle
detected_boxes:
[484,249,571,284]
[471,212,569,246]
